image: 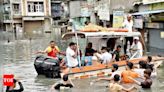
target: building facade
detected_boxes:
[3,0,22,32]
[21,0,51,37]
[133,0,164,50]
[90,0,140,27]
[0,0,3,31]
[3,0,52,37]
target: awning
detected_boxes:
[132,10,164,15]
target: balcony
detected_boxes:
[3,0,10,4]
[3,14,12,23]
[3,4,10,14]
[13,10,22,18]
[23,16,45,21]
[26,12,44,17]
[11,0,21,3]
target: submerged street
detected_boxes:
[0,38,164,92]
[0,0,164,92]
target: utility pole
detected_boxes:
[9,0,16,62]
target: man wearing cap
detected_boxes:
[130,37,143,58]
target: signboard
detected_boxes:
[112,11,124,28]
[81,8,90,17]
[146,23,161,28]
[143,0,164,4]
[133,19,143,28]
[161,32,164,38]
[3,74,14,86]
[69,1,81,18]
[151,2,164,10]
[98,4,110,21]
[80,2,92,17]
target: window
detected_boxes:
[13,4,20,14]
[13,4,19,10]
[27,2,44,13]
[51,3,63,17]
[28,2,34,12]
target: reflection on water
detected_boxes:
[0,39,164,92]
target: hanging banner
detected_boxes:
[98,3,110,21]
[133,18,143,28]
[80,1,92,17]
[113,11,124,28]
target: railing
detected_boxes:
[11,0,21,3]
[3,0,10,4]
[13,10,21,15]
[13,11,22,18]
[3,14,11,20]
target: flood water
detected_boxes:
[0,38,164,92]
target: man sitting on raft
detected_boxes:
[112,45,122,62]
[95,47,112,64]
[36,41,64,59]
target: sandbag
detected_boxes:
[34,55,61,78]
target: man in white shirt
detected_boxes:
[66,42,78,68]
[123,14,133,32]
[123,14,134,54]
[96,47,112,64]
[130,37,143,58]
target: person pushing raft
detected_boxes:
[51,74,74,90]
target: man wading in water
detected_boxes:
[108,74,136,92]
[6,79,24,92]
[129,69,153,89]
[51,74,74,91]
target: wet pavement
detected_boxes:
[0,38,164,92]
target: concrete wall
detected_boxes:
[138,5,150,12]
[5,24,12,31]
[0,0,3,31]
[0,0,3,91]
[69,0,88,18]
[149,29,164,49]
[110,0,139,13]
[69,1,81,18]
[24,21,43,36]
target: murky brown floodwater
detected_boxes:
[0,38,164,92]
